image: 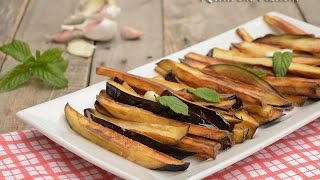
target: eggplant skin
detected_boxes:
[164,72,179,83]
[230,95,243,111]
[64,104,190,171]
[155,163,190,171]
[84,109,195,160]
[106,82,230,130]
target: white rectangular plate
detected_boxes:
[17,12,320,180]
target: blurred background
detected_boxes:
[0,0,318,133]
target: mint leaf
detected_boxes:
[187,87,220,103]
[37,48,63,63]
[272,52,293,77]
[33,64,68,88]
[37,48,68,72]
[0,64,33,92]
[236,64,267,78]
[0,40,32,62]
[49,59,69,72]
[155,96,189,115]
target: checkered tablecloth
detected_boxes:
[1,119,319,180]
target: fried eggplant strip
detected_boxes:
[254,34,320,54]
[263,15,306,35]
[234,42,320,66]
[65,104,189,171]
[283,95,307,106]
[211,48,320,79]
[236,27,253,42]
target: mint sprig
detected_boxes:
[272,52,293,77]
[187,87,220,103]
[156,96,189,115]
[0,40,32,62]
[0,40,69,92]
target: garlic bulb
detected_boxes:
[67,39,96,58]
[61,18,117,41]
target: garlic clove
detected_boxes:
[83,19,117,41]
[120,26,143,40]
[50,30,83,43]
[143,91,159,102]
[67,39,96,58]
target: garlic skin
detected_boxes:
[67,39,96,58]
[120,26,143,40]
[64,0,107,25]
[103,5,121,19]
[50,30,83,43]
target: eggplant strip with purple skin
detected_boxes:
[106,80,230,130]
[184,52,275,76]
[65,104,190,171]
[211,48,320,79]
[202,64,286,98]
[242,103,284,121]
[170,61,291,107]
[233,42,320,66]
[84,108,195,159]
[275,86,320,98]
[264,76,320,88]
[84,108,189,145]
[96,66,167,95]
[157,60,283,122]
[96,90,233,147]
[263,15,306,35]
[177,136,221,159]
[254,34,320,54]
[96,66,231,130]
[87,108,220,158]
[283,95,307,107]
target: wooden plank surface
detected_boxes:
[0,0,29,67]
[89,0,163,84]
[163,0,303,55]
[298,0,320,26]
[0,0,92,133]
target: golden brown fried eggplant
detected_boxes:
[65,104,189,171]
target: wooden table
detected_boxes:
[0,0,318,134]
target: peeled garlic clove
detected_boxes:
[83,19,117,41]
[120,26,143,40]
[67,39,95,58]
[50,30,83,43]
[143,91,159,102]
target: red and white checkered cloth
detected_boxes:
[1,119,319,180]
